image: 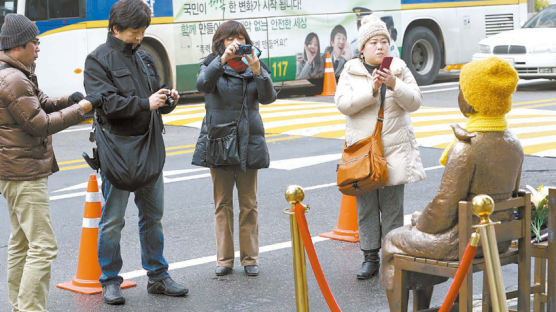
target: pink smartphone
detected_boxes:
[379,56,393,72]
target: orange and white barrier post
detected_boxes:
[319,195,359,243]
[57,174,136,294]
[318,52,337,96]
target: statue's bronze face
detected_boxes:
[458,87,476,117]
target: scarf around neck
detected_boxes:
[228,58,248,73]
[439,114,508,166]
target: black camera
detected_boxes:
[165,92,175,107]
[235,44,252,55]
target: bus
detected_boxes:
[0,0,528,96]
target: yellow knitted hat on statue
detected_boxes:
[459,57,518,117]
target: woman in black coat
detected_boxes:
[192,20,276,277]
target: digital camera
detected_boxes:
[235,44,252,55]
[165,92,176,107]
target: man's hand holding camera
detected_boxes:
[149,88,179,111]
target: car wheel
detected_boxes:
[402,26,442,85]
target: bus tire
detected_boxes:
[402,26,441,86]
[140,41,173,89]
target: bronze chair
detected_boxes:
[392,191,531,312]
[531,187,555,312]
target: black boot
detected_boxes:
[357,249,379,280]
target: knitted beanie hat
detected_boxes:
[460,57,518,116]
[0,14,39,50]
[358,15,391,52]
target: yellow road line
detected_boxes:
[513,98,556,106]
[516,102,556,110]
[58,135,304,171]
[262,111,340,122]
[164,108,206,116]
[166,117,204,126]
[265,119,346,134]
[314,130,345,139]
[60,164,90,171]
[266,135,302,143]
[412,114,552,127]
[516,130,556,139]
[523,141,556,154]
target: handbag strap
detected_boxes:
[372,84,386,137]
[136,50,165,133]
[235,79,247,123]
[136,51,154,93]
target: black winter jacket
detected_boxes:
[192,55,276,170]
[84,34,174,136]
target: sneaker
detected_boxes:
[102,283,125,305]
[244,265,259,276]
[147,277,189,297]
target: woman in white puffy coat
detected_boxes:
[335,15,426,280]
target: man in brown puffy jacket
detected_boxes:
[0,14,94,312]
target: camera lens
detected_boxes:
[166,96,175,107]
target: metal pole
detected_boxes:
[472,195,508,312]
[285,185,309,312]
[289,213,309,312]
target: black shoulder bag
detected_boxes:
[205,80,247,166]
[93,54,166,191]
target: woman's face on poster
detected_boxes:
[362,35,390,65]
[307,37,318,55]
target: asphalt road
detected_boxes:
[0,77,555,312]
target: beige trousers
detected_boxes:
[210,168,258,267]
[0,178,58,312]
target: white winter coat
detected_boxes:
[335,57,426,186]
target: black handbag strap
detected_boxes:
[136,51,154,93]
[235,79,247,123]
[136,50,165,133]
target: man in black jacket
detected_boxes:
[84,0,187,305]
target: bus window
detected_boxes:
[0,0,17,25]
[49,0,80,19]
[26,0,47,21]
[26,0,83,21]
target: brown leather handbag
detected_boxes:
[336,98,388,196]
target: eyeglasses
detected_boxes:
[30,38,40,46]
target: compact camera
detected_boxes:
[165,92,176,107]
[235,44,252,55]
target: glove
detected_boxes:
[85,94,102,108]
[68,92,85,104]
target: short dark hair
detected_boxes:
[108,0,151,33]
[211,20,252,56]
[330,25,347,44]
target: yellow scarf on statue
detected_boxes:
[439,114,508,166]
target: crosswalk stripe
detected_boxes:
[513,97,556,106]
[267,119,346,134]
[163,100,556,157]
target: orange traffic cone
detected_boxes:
[318,51,337,96]
[319,195,359,242]
[57,174,136,294]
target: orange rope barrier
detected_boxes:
[294,203,342,312]
[439,232,480,312]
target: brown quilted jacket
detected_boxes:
[0,52,85,181]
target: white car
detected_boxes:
[472,5,556,79]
